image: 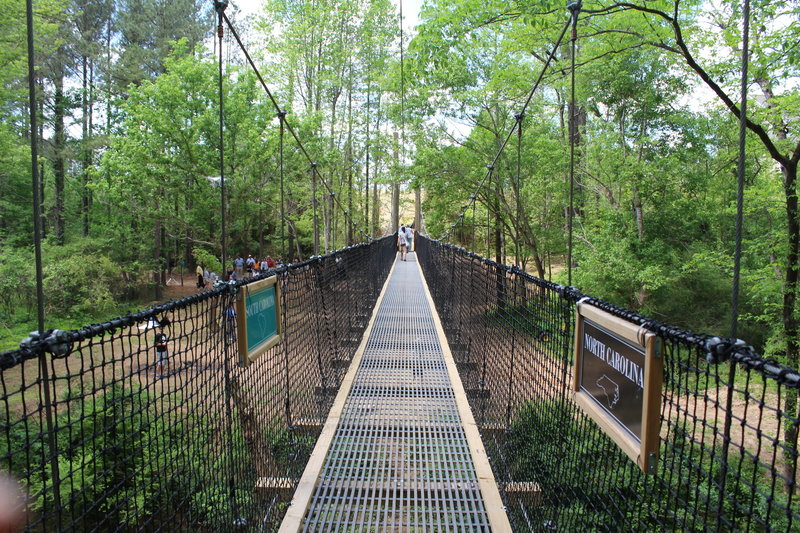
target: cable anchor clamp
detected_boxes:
[20,329,72,357]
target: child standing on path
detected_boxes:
[154,325,169,377]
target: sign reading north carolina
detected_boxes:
[580,319,645,440]
[573,303,663,474]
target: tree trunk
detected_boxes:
[258,204,265,258]
[38,79,46,239]
[414,186,421,236]
[154,216,163,301]
[287,217,295,262]
[392,132,400,232]
[330,192,336,250]
[372,183,380,237]
[323,194,331,251]
[782,161,800,489]
[81,55,92,237]
[347,60,354,245]
[53,65,66,245]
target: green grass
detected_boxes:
[0,314,88,351]
[0,304,133,351]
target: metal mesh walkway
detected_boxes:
[282,253,508,531]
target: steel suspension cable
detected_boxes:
[25,0,45,380]
[567,2,580,286]
[400,0,405,220]
[365,84,371,236]
[220,12,373,243]
[718,0,750,525]
[213,1,240,523]
[312,162,320,254]
[26,0,62,514]
[439,13,573,242]
[216,2,228,269]
[486,167,493,254]
[279,111,286,259]
[515,112,523,268]
[731,0,750,340]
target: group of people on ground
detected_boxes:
[397,224,414,261]
[229,255,280,281]
[194,255,284,289]
[173,228,414,380]
[161,253,286,380]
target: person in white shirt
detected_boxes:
[404,225,414,252]
[398,224,409,261]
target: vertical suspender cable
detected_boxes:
[312,163,319,255]
[567,2,580,287]
[731,0,750,339]
[516,113,523,268]
[26,0,61,515]
[472,199,477,250]
[399,0,405,222]
[216,1,227,271]
[279,111,286,259]
[487,165,493,256]
[719,0,750,524]
[365,85,370,236]
[26,0,44,393]
[214,0,239,524]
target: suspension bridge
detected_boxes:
[4,0,799,530]
[2,237,799,531]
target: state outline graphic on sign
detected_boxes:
[596,374,620,409]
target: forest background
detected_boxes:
[1,0,799,375]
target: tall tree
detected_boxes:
[112,0,211,91]
[72,0,114,237]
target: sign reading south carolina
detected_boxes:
[236,276,282,366]
[579,319,645,440]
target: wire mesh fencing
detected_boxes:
[0,236,395,532]
[416,236,800,532]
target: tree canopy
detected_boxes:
[1,0,799,376]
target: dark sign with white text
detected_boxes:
[579,319,645,441]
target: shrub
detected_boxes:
[0,248,35,318]
[192,247,222,277]
[2,384,185,528]
[506,399,792,531]
[42,250,121,318]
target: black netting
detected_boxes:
[0,237,395,532]
[416,236,800,532]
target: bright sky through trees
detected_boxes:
[234,0,423,30]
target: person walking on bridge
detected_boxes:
[404,224,414,253]
[398,224,409,261]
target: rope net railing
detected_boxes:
[416,235,799,532]
[0,237,395,531]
